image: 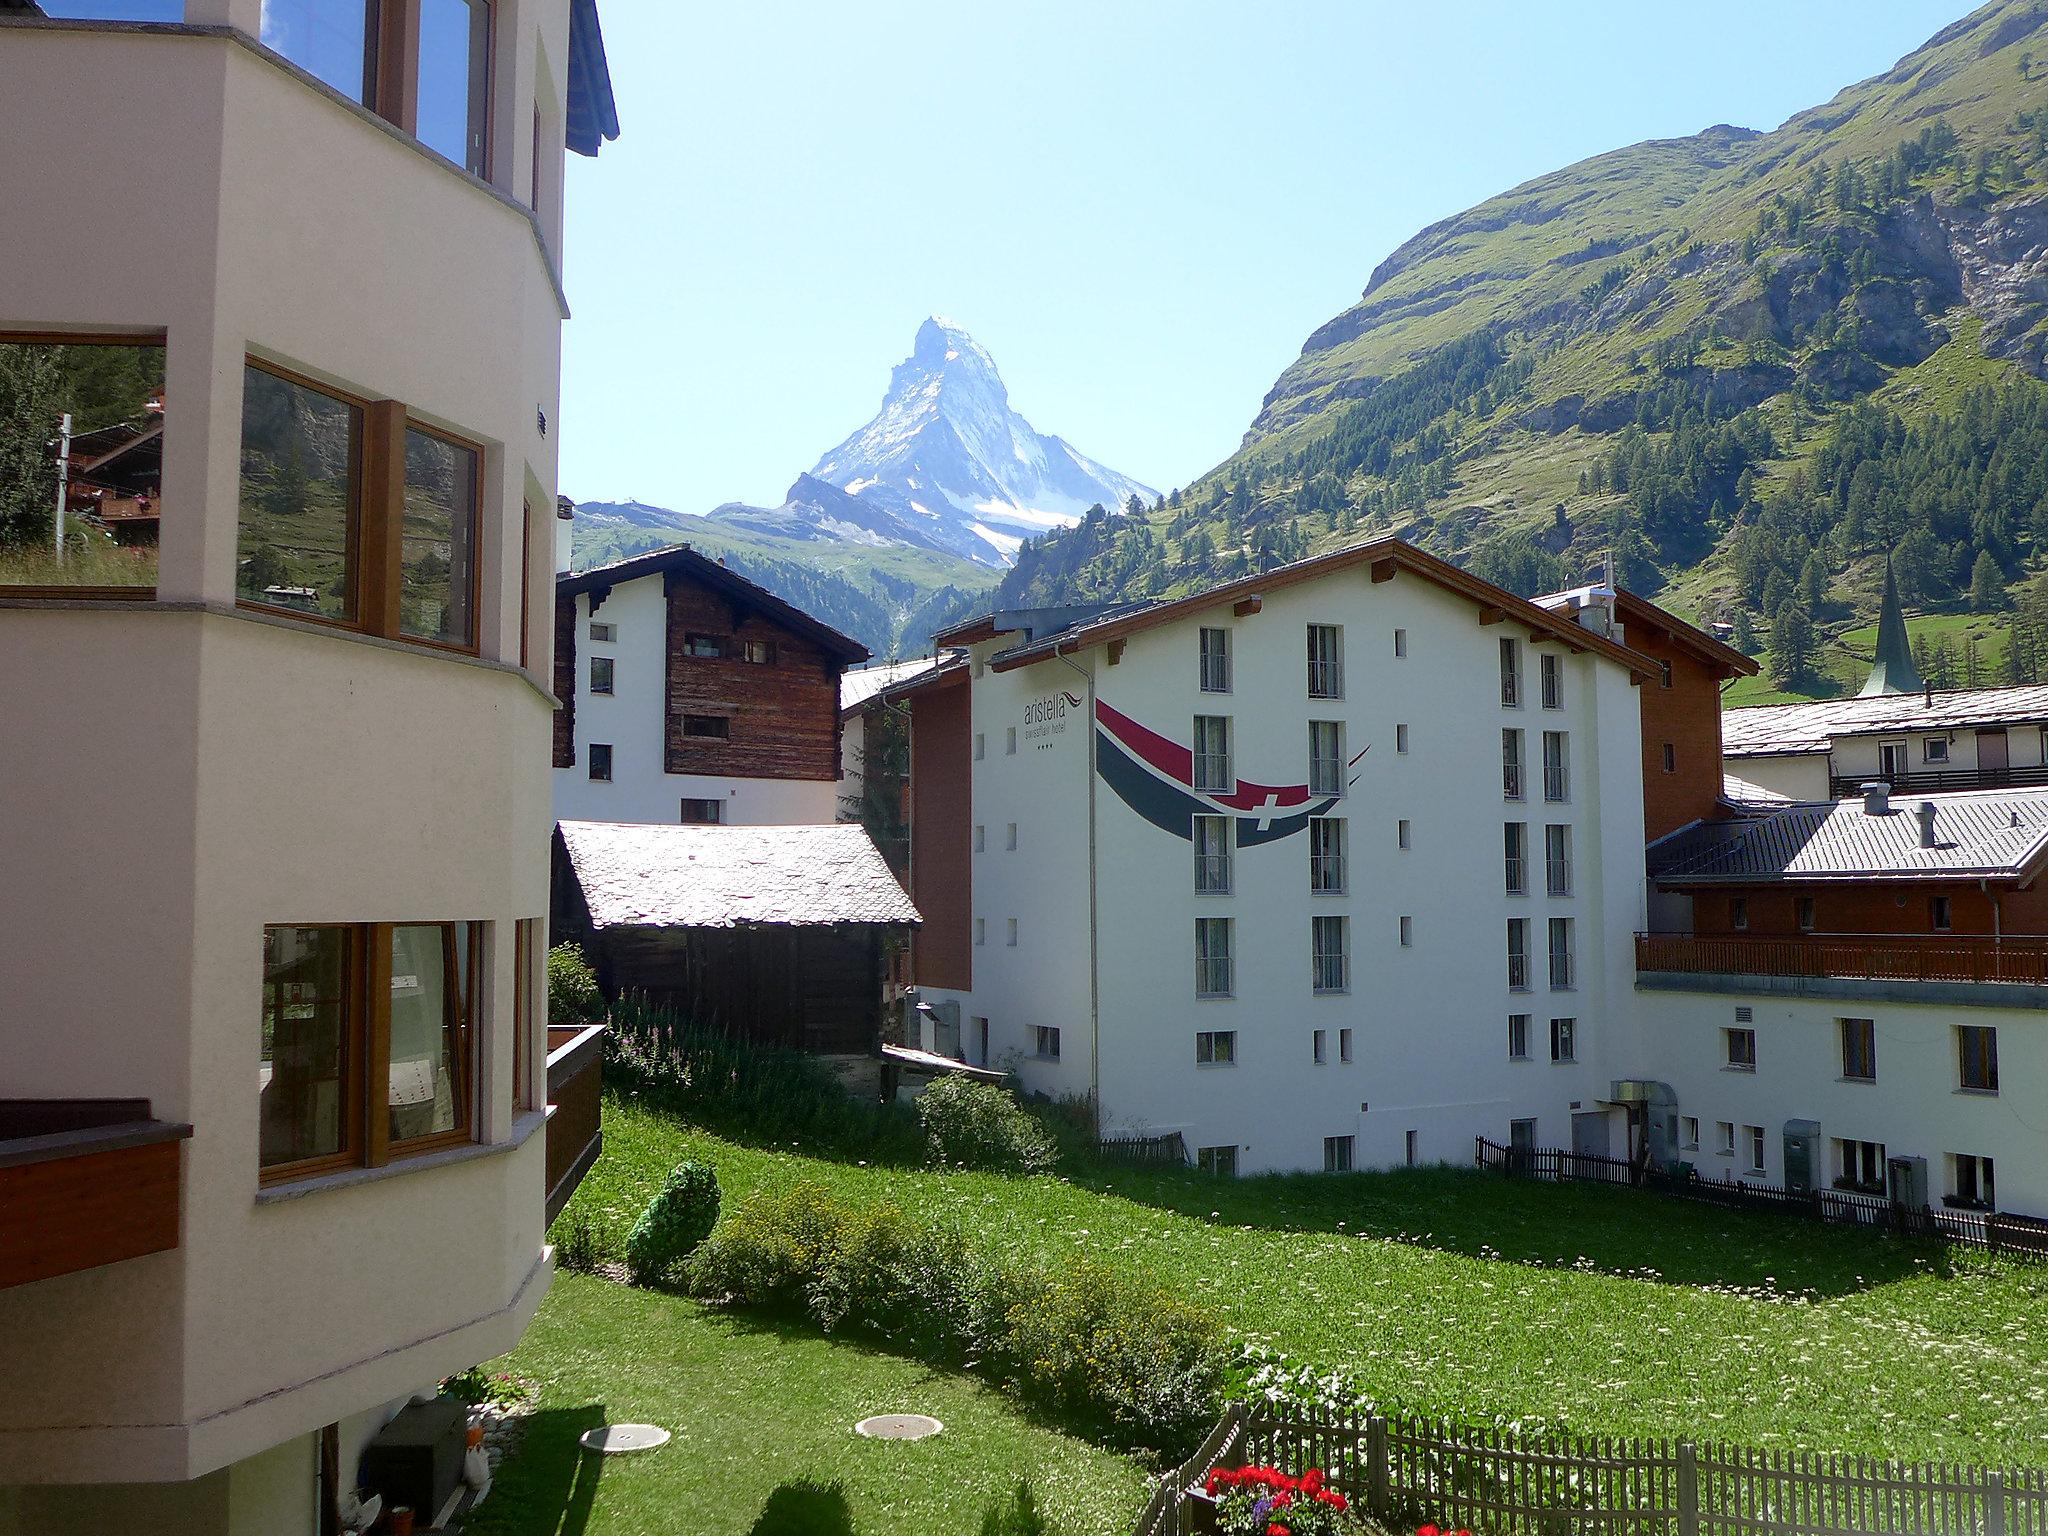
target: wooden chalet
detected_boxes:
[551,818,921,1056]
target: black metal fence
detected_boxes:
[1135,1404,2048,1536]
[1475,1138,2048,1262]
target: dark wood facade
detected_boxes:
[552,588,577,767]
[663,566,845,782]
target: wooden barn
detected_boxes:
[551,819,921,1056]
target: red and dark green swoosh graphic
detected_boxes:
[1094,699,1343,846]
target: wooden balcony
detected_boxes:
[1829,763,2048,797]
[0,1100,191,1290]
[544,1024,604,1226]
[1636,932,2048,986]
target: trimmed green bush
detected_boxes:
[917,1075,1059,1176]
[687,1180,1223,1454]
[625,1160,721,1286]
[549,1205,602,1273]
[547,943,604,1026]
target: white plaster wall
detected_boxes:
[551,581,841,826]
[1726,753,1830,801]
[924,574,1645,1173]
[0,12,568,1496]
[1623,984,2048,1215]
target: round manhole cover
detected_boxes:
[854,1413,943,1440]
[579,1423,671,1455]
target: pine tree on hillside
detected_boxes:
[1970,550,2006,612]
[1767,605,1812,686]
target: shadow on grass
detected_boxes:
[747,1478,855,1536]
[461,1404,606,1536]
[1062,1158,1955,1298]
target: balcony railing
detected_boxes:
[1636,932,2048,986]
[1830,763,2048,798]
[544,1024,605,1226]
[1,1100,191,1289]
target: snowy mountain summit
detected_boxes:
[809,317,1156,565]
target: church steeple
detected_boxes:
[1859,555,1924,697]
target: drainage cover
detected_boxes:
[854,1414,943,1440]
[579,1424,671,1455]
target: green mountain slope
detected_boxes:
[571,508,995,659]
[996,0,2048,702]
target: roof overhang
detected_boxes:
[986,538,1661,680]
[555,544,869,664]
[1614,590,1758,679]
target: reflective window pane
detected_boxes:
[259,0,376,105]
[259,927,352,1169]
[417,0,491,175]
[400,427,479,645]
[0,339,165,590]
[238,365,360,621]
[388,923,471,1144]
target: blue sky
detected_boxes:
[559,1,1968,512]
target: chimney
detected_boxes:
[1915,800,1938,848]
[1861,782,1891,816]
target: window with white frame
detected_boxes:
[1503,729,1525,800]
[588,620,616,642]
[1312,915,1350,994]
[1324,1135,1355,1173]
[1680,1116,1700,1150]
[1033,1025,1061,1060]
[1499,637,1522,708]
[1307,624,1344,699]
[1549,1017,1576,1063]
[1313,1028,1327,1064]
[1547,916,1574,990]
[1195,917,1233,997]
[1507,1014,1530,1059]
[1745,1124,1766,1173]
[1199,626,1232,693]
[1950,1152,1996,1210]
[1309,720,1345,796]
[1339,1027,1353,1062]
[1541,652,1563,709]
[1834,1137,1885,1192]
[1545,824,1572,898]
[1198,1144,1239,1177]
[1715,1120,1735,1156]
[590,654,615,694]
[1542,730,1569,801]
[1504,822,1528,895]
[1506,918,1530,991]
[1193,715,1232,791]
[1308,817,1346,894]
[1924,736,1949,763]
[1725,1027,1757,1070]
[1195,1030,1237,1065]
[1194,814,1232,894]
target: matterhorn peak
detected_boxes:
[810,320,1156,567]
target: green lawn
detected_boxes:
[559,1095,2048,1464]
[464,1273,1149,1536]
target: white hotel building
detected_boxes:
[895,541,1666,1175]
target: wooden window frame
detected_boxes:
[236,359,485,658]
[259,920,481,1186]
[512,917,536,1112]
[0,330,171,603]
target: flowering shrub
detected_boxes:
[917,1075,1059,1175]
[1206,1465,1365,1535]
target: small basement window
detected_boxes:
[679,798,723,824]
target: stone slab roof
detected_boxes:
[557,820,920,929]
[1648,787,2048,885]
[1723,685,2048,758]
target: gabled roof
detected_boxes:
[1612,590,1757,678]
[840,656,945,718]
[556,544,869,664]
[556,821,921,929]
[973,538,1659,680]
[1723,684,2048,758]
[1647,787,2048,886]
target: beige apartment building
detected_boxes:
[0,2,615,1531]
